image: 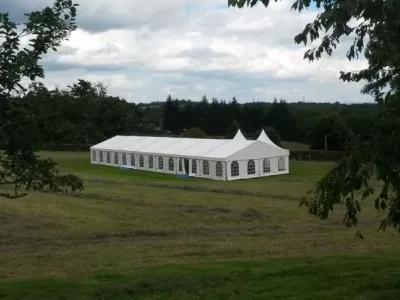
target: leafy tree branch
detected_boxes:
[0,0,83,199]
[229,0,400,233]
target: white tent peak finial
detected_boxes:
[257,129,275,145]
[233,129,246,140]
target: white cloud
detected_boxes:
[8,0,373,103]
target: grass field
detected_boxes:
[281,140,310,151]
[0,151,399,299]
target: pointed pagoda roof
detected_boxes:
[257,129,275,146]
[233,129,246,140]
[257,129,290,154]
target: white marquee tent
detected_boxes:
[90,129,290,181]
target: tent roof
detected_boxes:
[91,130,289,160]
[257,130,289,154]
[233,129,246,141]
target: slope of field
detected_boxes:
[0,152,399,299]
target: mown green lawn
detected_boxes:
[1,253,399,300]
[0,151,398,299]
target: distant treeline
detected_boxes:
[0,79,378,153]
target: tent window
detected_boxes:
[91,151,97,161]
[231,161,239,177]
[122,153,127,165]
[216,162,223,177]
[149,156,154,169]
[203,161,209,175]
[158,157,164,170]
[114,153,119,164]
[99,151,104,162]
[192,160,197,174]
[247,160,256,175]
[179,158,183,172]
[106,152,111,163]
[139,155,144,168]
[278,157,285,171]
[263,158,271,173]
[169,158,174,171]
[131,154,135,166]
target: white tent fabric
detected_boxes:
[233,129,246,141]
[90,130,290,180]
[257,130,290,154]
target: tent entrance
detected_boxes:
[184,159,189,175]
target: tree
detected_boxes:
[162,95,181,134]
[225,120,246,139]
[265,99,296,141]
[183,127,207,138]
[229,0,400,233]
[264,126,282,147]
[0,0,83,199]
[309,114,352,151]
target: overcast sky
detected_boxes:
[5,0,372,104]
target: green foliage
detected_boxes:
[0,0,78,96]
[0,0,83,199]
[309,114,352,151]
[162,95,181,134]
[265,99,296,140]
[6,87,378,151]
[225,119,246,139]
[230,0,400,232]
[263,126,281,146]
[183,127,208,138]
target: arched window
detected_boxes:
[149,156,154,169]
[114,153,119,164]
[203,161,209,175]
[216,161,223,177]
[263,158,271,173]
[99,151,104,162]
[106,152,111,163]
[192,160,197,174]
[231,161,239,177]
[168,157,174,171]
[278,156,285,171]
[131,154,135,166]
[139,155,144,168]
[158,157,164,169]
[179,158,183,172]
[247,160,256,175]
[122,153,127,165]
[91,151,97,161]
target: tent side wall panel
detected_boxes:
[90,146,289,181]
[226,159,260,181]
[258,156,289,178]
[195,159,226,181]
[226,155,289,181]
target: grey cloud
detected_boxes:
[4,0,373,105]
[1,0,188,33]
[42,61,126,72]
[1,0,50,23]
[40,64,373,104]
[74,0,188,33]
[172,48,233,66]
[85,43,122,55]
